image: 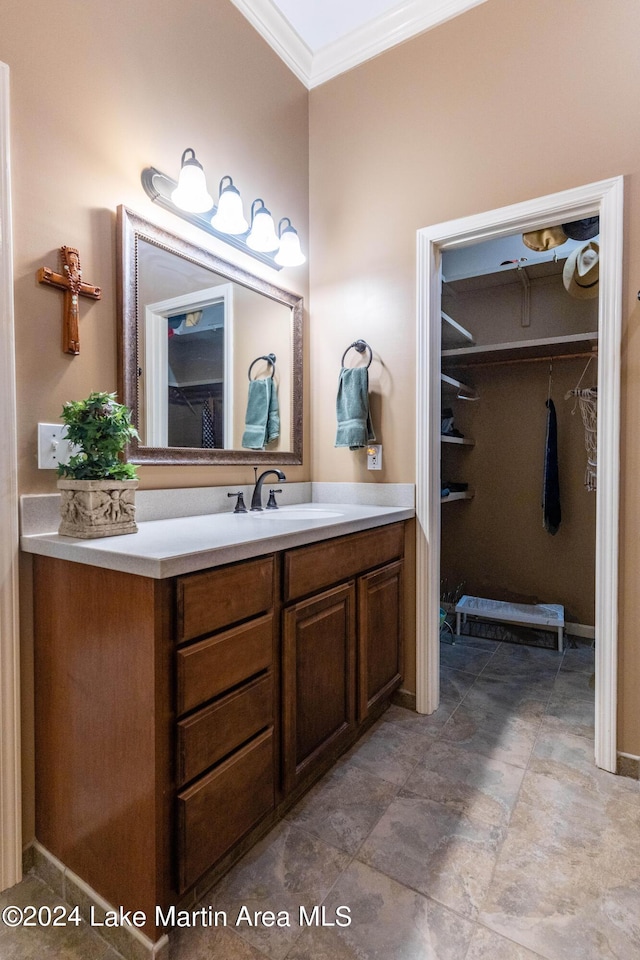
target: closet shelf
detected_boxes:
[441,435,475,446]
[441,331,598,367]
[441,490,475,503]
[169,378,224,388]
[441,311,474,347]
[441,372,478,400]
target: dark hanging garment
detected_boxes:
[543,398,561,535]
[201,401,216,448]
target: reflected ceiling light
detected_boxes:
[275,218,306,267]
[170,148,213,213]
[246,199,279,253]
[210,176,248,235]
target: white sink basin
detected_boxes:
[257,507,343,520]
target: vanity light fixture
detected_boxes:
[141,151,306,270]
[275,218,306,267]
[246,199,279,253]
[170,149,213,214]
[210,176,249,235]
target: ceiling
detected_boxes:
[271,0,411,52]
[229,0,488,88]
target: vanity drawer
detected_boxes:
[177,673,273,785]
[176,555,274,642]
[177,614,273,715]
[283,522,405,602]
[177,728,274,892]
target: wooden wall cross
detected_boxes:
[37,246,102,355]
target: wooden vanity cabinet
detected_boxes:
[281,523,405,792]
[32,520,406,939]
[33,557,175,934]
[33,551,279,931]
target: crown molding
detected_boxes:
[228,0,313,86]
[310,0,488,87]
[230,0,488,89]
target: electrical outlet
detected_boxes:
[37,423,79,470]
[367,444,382,470]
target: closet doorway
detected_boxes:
[415,177,623,772]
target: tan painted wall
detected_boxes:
[309,0,640,752]
[2,0,309,495]
[2,0,308,843]
[443,273,599,346]
[232,288,293,450]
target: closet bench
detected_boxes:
[454,594,564,652]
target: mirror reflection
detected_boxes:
[117,207,303,465]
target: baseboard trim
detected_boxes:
[391,688,417,711]
[26,842,169,960]
[617,752,640,780]
[566,623,596,640]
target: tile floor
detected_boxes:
[3,636,639,960]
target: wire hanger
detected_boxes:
[547,359,553,401]
[565,354,596,410]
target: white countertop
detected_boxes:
[20,502,414,579]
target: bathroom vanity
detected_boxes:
[24,503,411,939]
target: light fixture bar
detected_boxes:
[141,167,283,270]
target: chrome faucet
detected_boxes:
[250,469,286,511]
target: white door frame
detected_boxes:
[144,284,234,447]
[0,61,22,889]
[416,176,624,772]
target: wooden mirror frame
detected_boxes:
[117,205,303,465]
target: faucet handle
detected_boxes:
[227,491,248,513]
[266,489,282,510]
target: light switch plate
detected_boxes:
[37,423,78,470]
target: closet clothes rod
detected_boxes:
[448,349,597,370]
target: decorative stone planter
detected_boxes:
[57,479,139,539]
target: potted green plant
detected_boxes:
[57,391,140,539]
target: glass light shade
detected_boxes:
[170,151,213,213]
[275,223,306,266]
[247,205,279,252]
[211,179,248,235]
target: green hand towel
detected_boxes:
[242,377,280,449]
[335,366,376,449]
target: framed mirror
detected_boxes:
[117,206,303,464]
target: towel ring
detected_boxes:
[341,339,372,369]
[248,353,276,381]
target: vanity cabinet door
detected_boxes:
[282,582,356,793]
[357,560,404,721]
